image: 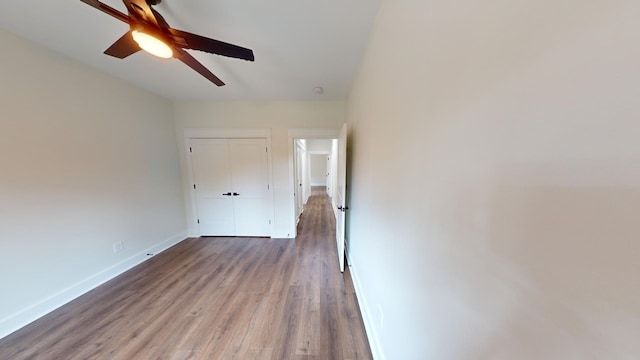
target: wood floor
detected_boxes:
[0,187,372,360]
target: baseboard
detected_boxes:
[0,231,188,340]
[272,232,296,239]
[143,232,187,257]
[347,250,386,360]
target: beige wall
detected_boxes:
[346,1,640,359]
[172,101,345,238]
[0,29,186,337]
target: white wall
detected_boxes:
[309,154,328,186]
[305,139,334,192]
[173,101,345,238]
[305,139,333,153]
[346,1,640,359]
[0,30,186,338]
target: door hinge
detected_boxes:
[189,147,192,153]
[267,184,270,190]
[193,184,196,190]
[269,220,272,225]
[266,147,268,153]
[197,219,200,224]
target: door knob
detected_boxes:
[222,192,232,196]
[338,206,343,211]
[233,192,240,196]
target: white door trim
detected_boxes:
[184,128,274,238]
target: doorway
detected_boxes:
[292,138,337,226]
[288,126,348,272]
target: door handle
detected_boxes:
[233,192,240,196]
[337,205,349,212]
[222,192,232,196]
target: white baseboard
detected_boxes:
[347,250,386,360]
[0,231,188,340]
[272,232,296,239]
[191,229,295,239]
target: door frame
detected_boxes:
[184,128,274,237]
[287,128,340,238]
[293,139,306,222]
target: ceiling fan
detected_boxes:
[80,0,255,86]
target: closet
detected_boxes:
[190,138,272,236]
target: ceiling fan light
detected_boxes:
[132,30,173,59]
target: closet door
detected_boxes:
[191,138,271,237]
[229,139,271,236]
[191,139,235,236]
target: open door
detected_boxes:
[335,124,348,272]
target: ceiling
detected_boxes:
[0,0,380,101]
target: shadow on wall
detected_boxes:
[451,160,640,359]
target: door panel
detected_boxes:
[229,139,270,236]
[336,124,347,272]
[197,198,235,235]
[230,139,269,197]
[234,198,269,236]
[294,141,304,221]
[326,155,331,195]
[191,139,235,236]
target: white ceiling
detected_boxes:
[0,0,380,101]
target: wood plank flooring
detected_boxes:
[0,187,372,360]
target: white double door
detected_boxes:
[191,138,271,237]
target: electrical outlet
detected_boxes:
[112,241,124,254]
[378,304,384,330]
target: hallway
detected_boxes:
[0,188,371,359]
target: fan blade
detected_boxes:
[151,8,171,29]
[123,0,161,27]
[104,32,141,59]
[175,48,225,86]
[168,29,255,62]
[80,0,129,23]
